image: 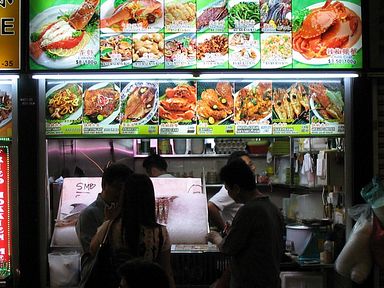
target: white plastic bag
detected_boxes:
[48,251,80,287]
[335,204,372,284]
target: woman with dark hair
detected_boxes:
[89,173,175,288]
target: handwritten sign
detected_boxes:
[0,0,19,69]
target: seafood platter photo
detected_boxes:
[29,0,363,70]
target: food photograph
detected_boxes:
[82,82,121,124]
[0,86,13,133]
[260,32,292,68]
[29,0,100,70]
[132,33,165,68]
[234,81,272,124]
[260,0,291,32]
[120,81,159,125]
[165,0,196,32]
[159,81,197,123]
[228,0,260,32]
[272,82,310,124]
[196,81,234,125]
[228,32,260,68]
[309,81,344,124]
[100,0,164,33]
[164,33,197,69]
[196,0,228,32]
[46,83,83,122]
[196,33,229,68]
[292,0,362,68]
[100,34,133,69]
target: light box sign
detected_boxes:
[0,147,11,272]
[29,0,362,70]
[45,79,345,137]
[0,0,20,70]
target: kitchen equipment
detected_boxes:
[286,224,326,262]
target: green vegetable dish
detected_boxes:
[228,2,260,29]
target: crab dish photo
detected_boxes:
[292,0,362,61]
[159,83,197,122]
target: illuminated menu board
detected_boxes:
[0,147,11,274]
[45,79,345,137]
[29,0,362,70]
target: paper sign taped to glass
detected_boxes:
[51,177,208,247]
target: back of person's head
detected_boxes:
[101,163,133,189]
[220,158,256,191]
[227,150,249,165]
[118,258,170,288]
[121,173,158,256]
[142,154,168,175]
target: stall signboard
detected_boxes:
[29,0,362,70]
[0,147,11,271]
[0,0,19,70]
[0,83,12,138]
[44,79,345,137]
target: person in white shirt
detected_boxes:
[143,154,175,178]
[208,151,256,232]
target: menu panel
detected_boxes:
[29,0,362,70]
[45,79,345,137]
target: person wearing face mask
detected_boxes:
[208,151,256,233]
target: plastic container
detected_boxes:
[173,139,187,154]
[191,139,204,154]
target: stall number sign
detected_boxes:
[0,147,10,266]
[0,0,19,69]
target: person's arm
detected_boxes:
[208,201,226,231]
[158,228,176,288]
[89,221,109,256]
[76,209,99,253]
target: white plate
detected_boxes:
[100,0,164,33]
[309,96,342,123]
[229,48,260,68]
[260,33,292,68]
[234,81,272,123]
[121,82,159,125]
[29,5,99,69]
[84,82,121,124]
[46,82,83,121]
[229,32,253,50]
[293,1,362,65]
